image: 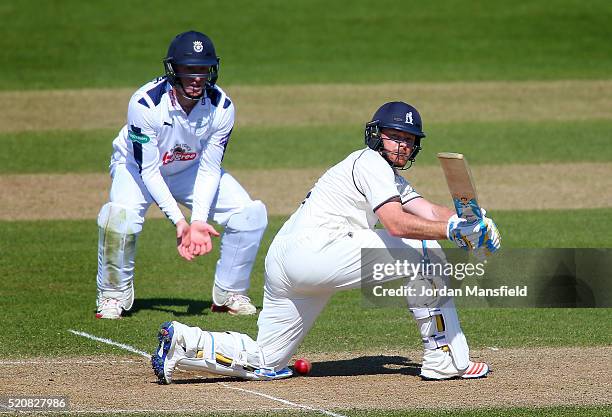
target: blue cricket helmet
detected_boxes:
[165,31,219,66]
[163,31,220,96]
[364,101,426,168]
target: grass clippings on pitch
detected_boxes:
[1,162,610,220]
[1,80,611,133]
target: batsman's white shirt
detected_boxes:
[286,148,422,232]
[111,76,234,224]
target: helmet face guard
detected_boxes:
[163,59,220,100]
[364,102,426,170]
[163,31,220,100]
[365,121,422,170]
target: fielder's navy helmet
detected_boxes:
[365,101,426,168]
[163,31,220,95]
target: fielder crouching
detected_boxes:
[151,101,501,383]
[95,31,264,319]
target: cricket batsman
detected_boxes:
[151,101,501,381]
[95,31,265,319]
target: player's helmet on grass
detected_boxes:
[163,31,220,100]
[365,101,426,169]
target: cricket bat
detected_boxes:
[437,152,490,257]
[436,152,483,222]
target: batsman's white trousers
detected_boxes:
[97,161,264,299]
[195,221,441,372]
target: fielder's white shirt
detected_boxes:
[111,76,234,224]
[289,148,421,231]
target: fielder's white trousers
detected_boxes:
[97,162,262,298]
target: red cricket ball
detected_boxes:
[293,358,312,375]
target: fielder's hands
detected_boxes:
[447,214,486,251]
[176,219,194,261]
[188,220,220,257]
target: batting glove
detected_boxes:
[447,214,486,251]
[482,217,501,253]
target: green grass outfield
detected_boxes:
[1,0,612,89]
[1,211,611,359]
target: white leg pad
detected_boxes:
[405,271,470,371]
[96,202,143,310]
[439,300,470,370]
[171,322,290,380]
[410,302,470,371]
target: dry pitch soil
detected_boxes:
[1,347,610,414]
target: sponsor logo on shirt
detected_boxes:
[128,125,151,144]
[162,144,197,165]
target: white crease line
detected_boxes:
[221,383,348,417]
[0,407,294,414]
[68,329,347,417]
[0,359,140,365]
[68,329,150,358]
[486,346,500,351]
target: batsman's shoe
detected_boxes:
[420,348,490,380]
[253,367,293,380]
[151,321,185,384]
[211,286,256,315]
[459,361,490,379]
[95,298,123,319]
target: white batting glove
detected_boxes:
[447,214,486,251]
[483,217,501,253]
[472,215,502,260]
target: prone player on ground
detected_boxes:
[95,31,265,319]
[151,101,501,382]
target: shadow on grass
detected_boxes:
[127,298,213,317]
[167,355,421,384]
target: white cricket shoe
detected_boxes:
[459,361,490,379]
[211,285,256,315]
[95,298,123,319]
[420,348,490,380]
[95,285,134,319]
[151,321,186,384]
[253,367,293,380]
